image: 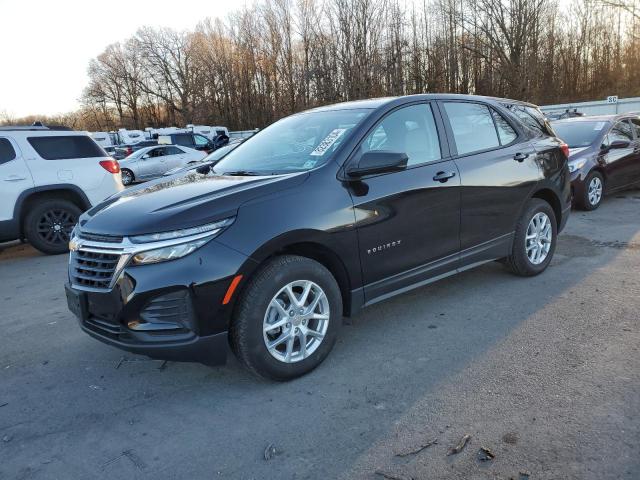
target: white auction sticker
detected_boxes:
[310,129,347,156]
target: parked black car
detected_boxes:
[552,115,640,210]
[65,94,570,380]
[157,132,228,153]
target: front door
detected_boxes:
[142,147,169,178]
[603,120,637,191]
[347,102,461,304]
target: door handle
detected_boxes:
[433,171,456,183]
[4,175,27,182]
[514,152,529,162]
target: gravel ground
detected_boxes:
[1,191,639,480]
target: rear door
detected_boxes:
[0,136,34,223]
[602,120,636,191]
[164,146,187,170]
[348,102,461,303]
[439,101,539,264]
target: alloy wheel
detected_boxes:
[525,212,552,265]
[588,176,603,206]
[263,280,330,363]
[121,170,133,185]
[37,209,76,246]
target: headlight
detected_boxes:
[128,217,235,265]
[129,218,234,243]
[568,158,586,173]
[131,239,209,265]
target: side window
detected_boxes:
[174,135,192,147]
[151,148,166,157]
[361,103,441,167]
[608,121,633,144]
[504,104,550,136]
[27,135,106,160]
[194,135,209,147]
[443,102,500,155]
[630,119,640,140]
[491,110,518,145]
[0,138,17,165]
[166,146,183,155]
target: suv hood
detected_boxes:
[79,171,308,236]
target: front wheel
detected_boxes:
[576,171,604,211]
[230,255,342,381]
[504,198,557,276]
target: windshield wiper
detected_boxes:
[218,170,263,176]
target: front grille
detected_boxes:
[78,231,124,243]
[70,250,120,290]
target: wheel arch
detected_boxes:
[530,187,562,229]
[15,185,91,237]
[238,234,357,317]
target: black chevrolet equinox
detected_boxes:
[65,95,571,380]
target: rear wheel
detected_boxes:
[121,168,134,186]
[576,171,604,211]
[505,198,557,276]
[230,255,342,381]
[24,199,81,255]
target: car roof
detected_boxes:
[304,94,539,113]
[552,114,638,124]
[0,128,89,137]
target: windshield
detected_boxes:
[551,121,609,148]
[202,143,240,163]
[214,109,371,175]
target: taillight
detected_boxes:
[560,143,569,158]
[127,146,133,156]
[100,159,121,174]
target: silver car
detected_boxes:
[119,145,206,185]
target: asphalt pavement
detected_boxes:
[1,191,639,480]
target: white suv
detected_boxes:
[0,125,123,254]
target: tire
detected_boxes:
[576,170,604,211]
[121,168,134,186]
[230,255,342,381]
[24,199,82,255]
[505,198,557,277]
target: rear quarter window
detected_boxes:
[27,135,106,160]
[503,104,553,137]
[0,138,17,164]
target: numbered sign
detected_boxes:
[607,95,618,104]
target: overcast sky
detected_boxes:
[0,0,237,117]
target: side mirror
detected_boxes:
[346,151,408,178]
[609,139,630,149]
[142,153,150,159]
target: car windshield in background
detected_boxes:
[551,121,609,148]
[213,109,371,175]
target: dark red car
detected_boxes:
[552,115,640,210]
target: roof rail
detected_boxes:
[0,124,73,131]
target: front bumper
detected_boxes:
[66,238,257,365]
